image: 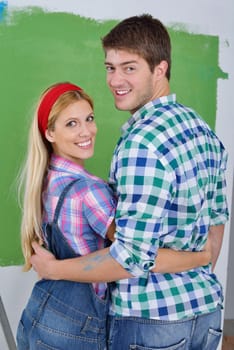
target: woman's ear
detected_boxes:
[45,129,54,143]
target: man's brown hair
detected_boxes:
[102,14,171,80]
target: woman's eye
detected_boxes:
[87,115,95,122]
[66,120,76,127]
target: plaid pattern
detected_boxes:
[42,154,116,297]
[109,94,229,320]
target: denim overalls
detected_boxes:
[17,179,109,350]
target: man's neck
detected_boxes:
[152,77,170,101]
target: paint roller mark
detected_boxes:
[169,29,228,129]
[0,8,227,265]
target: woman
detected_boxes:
[16,82,211,349]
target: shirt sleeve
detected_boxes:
[210,150,229,226]
[83,181,117,238]
[109,142,175,277]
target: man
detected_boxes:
[31,14,229,349]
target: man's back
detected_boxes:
[109,94,229,320]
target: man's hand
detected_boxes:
[203,235,212,265]
[30,242,57,279]
[208,224,225,271]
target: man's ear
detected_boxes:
[154,60,168,80]
[45,129,54,143]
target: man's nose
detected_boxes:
[108,70,124,87]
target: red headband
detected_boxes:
[37,83,82,136]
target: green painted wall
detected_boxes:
[0,8,227,265]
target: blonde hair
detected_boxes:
[19,83,93,271]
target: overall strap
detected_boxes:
[53,178,80,224]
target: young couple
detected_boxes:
[17,14,229,350]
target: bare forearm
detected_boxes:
[209,224,224,271]
[31,241,211,282]
[44,247,132,282]
[153,248,211,273]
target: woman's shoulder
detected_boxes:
[60,174,111,199]
[72,176,112,196]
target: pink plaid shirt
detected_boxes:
[42,154,116,297]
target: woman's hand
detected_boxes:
[30,242,57,279]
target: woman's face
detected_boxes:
[46,99,97,166]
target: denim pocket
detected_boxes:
[36,339,58,350]
[129,338,186,350]
[35,337,104,350]
[16,320,29,350]
[204,327,222,349]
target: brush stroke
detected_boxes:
[0,1,7,21]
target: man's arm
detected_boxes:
[106,219,211,273]
[30,241,211,282]
[208,224,225,271]
[153,242,211,273]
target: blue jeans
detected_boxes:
[107,305,222,350]
[16,279,108,350]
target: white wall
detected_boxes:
[1,1,234,348]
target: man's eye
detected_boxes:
[106,66,114,72]
[126,66,135,72]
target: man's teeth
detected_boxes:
[116,89,130,95]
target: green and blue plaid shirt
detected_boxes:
[109,94,229,320]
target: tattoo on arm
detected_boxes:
[83,252,111,271]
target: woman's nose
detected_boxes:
[79,124,91,136]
